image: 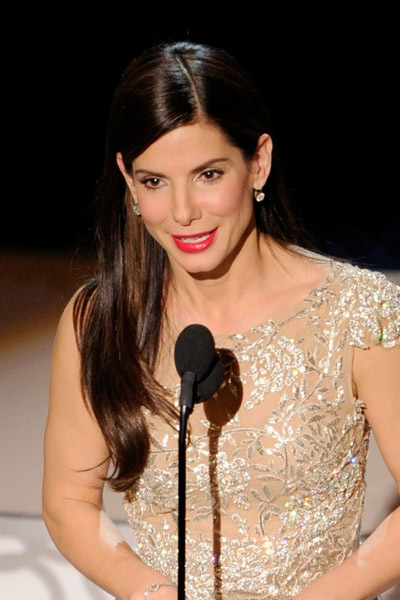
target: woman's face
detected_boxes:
[117,122,272,279]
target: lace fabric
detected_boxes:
[123,261,400,600]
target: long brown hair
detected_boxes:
[74,41,307,491]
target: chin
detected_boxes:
[184,255,235,280]
[185,261,221,277]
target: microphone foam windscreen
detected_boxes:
[174,324,216,382]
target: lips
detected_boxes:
[171,227,218,253]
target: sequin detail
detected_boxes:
[123,263,399,600]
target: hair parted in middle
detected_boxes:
[74,41,305,491]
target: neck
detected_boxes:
[166,233,287,331]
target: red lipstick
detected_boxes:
[171,228,218,253]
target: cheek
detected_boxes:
[209,179,253,216]
[138,200,170,226]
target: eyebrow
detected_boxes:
[133,158,231,178]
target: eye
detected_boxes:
[199,168,224,183]
[139,176,164,190]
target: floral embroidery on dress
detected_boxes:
[123,262,399,600]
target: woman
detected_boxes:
[43,41,400,600]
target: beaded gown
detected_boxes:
[123,258,400,600]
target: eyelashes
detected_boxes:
[199,168,224,183]
[138,168,225,191]
[139,176,163,190]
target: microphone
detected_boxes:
[174,324,223,406]
[174,324,223,600]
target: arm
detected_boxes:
[42,298,177,600]
[294,343,400,600]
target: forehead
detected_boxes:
[132,122,245,173]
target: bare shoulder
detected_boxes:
[44,290,109,506]
[49,287,105,438]
[52,291,81,376]
[268,241,333,295]
[50,289,90,411]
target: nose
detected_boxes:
[171,185,201,226]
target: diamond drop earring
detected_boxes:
[254,189,265,202]
[132,198,141,216]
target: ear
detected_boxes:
[116,152,137,197]
[251,134,273,190]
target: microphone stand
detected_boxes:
[175,324,223,599]
[178,371,196,600]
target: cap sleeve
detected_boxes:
[342,267,400,349]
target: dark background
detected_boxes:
[4,10,399,268]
